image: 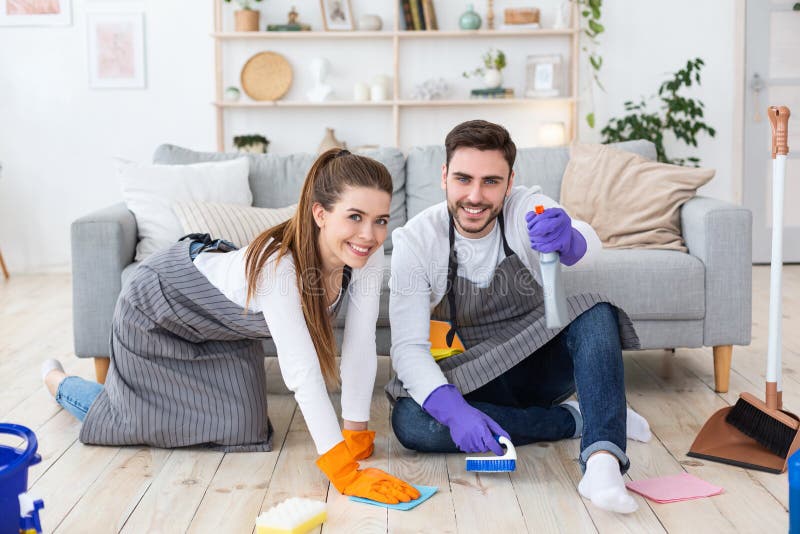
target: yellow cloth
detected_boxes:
[429,320,465,361]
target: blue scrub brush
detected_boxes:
[465,436,517,472]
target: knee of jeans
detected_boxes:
[576,303,618,329]
[391,400,427,451]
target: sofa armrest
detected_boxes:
[681,196,752,346]
[71,202,138,358]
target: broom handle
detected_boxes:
[766,106,790,410]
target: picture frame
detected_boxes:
[319,0,353,31]
[86,11,146,89]
[0,0,72,26]
[525,54,564,98]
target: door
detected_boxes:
[744,0,800,263]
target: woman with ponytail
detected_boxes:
[41,149,420,504]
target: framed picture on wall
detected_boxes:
[87,12,146,89]
[319,0,353,31]
[525,54,564,98]
[0,0,72,26]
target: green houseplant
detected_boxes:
[225,0,263,31]
[233,134,270,154]
[601,58,716,166]
[576,0,604,128]
[463,48,507,89]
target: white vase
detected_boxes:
[483,69,502,89]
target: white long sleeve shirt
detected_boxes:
[388,186,601,406]
[194,244,384,454]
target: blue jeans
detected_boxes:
[391,302,629,473]
[56,376,103,421]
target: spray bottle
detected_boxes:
[534,205,569,329]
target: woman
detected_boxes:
[42,148,419,504]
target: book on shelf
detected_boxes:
[422,0,438,30]
[400,0,413,30]
[470,88,515,99]
[266,24,311,31]
[403,0,437,30]
[409,0,423,30]
[499,23,541,30]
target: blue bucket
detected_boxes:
[0,424,41,533]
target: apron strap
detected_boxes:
[446,214,459,348]
[444,211,515,348]
[342,265,353,293]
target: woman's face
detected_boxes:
[313,185,391,270]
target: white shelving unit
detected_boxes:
[212,1,579,152]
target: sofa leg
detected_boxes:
[94,357,110,384]
[713,345,732,393]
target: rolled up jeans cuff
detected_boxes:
[559,402,583,439]
[579,440,630,474]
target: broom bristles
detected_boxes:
[725,396,797,458]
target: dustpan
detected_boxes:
[688,105,799,474]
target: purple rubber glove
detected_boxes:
[524,207,587,266]
[422,384,509,455]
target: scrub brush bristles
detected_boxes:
[465,436,517,472]
[255,498,326,534]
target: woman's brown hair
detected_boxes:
[244,149,393,388]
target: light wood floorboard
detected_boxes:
[0,267,796,533]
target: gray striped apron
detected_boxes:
[386,212,640,400]
[80,238,350,452]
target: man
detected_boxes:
[386,120,651,514]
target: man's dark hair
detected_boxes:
[444,120,516,175]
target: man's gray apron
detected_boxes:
[80,237,350,452]
[386,212,640,401]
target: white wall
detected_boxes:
[0,0,739,273]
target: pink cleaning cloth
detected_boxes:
[626,473,723,503]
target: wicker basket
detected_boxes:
[240,51,293,101]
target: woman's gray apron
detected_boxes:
[386,212,640,401]
[80,238,350,452]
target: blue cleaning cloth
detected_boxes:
[348,484,437,510]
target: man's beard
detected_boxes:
[447,197,504,235]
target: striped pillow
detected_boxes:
[172,201,297,248]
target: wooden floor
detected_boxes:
[1,266,797,533]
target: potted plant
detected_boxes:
[463,48,507,89]
[233,134,270,154]
[225,0,263,32]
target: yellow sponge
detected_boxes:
[256,498,326,534]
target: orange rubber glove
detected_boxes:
[316,441,421,504]
[342,429,375,460]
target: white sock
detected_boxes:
[625,407,652,442]
[562,401,652,442]
[41,358,65,381]
[578,453,638,514]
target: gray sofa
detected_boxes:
[71,140,752,392]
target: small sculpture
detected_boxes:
[411,78,450,100]
[306,57,333,102]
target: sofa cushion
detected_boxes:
[173,201,297,248]
[564,248,705,320]
[153,144,406,251]
[560,143,715,252]
[118,157,252,261]
[405,140,658,219]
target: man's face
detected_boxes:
[441,147,514,238]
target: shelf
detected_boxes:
[214,98,576,108]
[397,97,576,107]
[211,29,576,40]
[214,100,394,108]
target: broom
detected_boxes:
[724,105,798,458]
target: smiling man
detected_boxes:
[386,120,652,514]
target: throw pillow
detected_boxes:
[117,158,252,261]
[172,201,297,248]
[559,143,715,252]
